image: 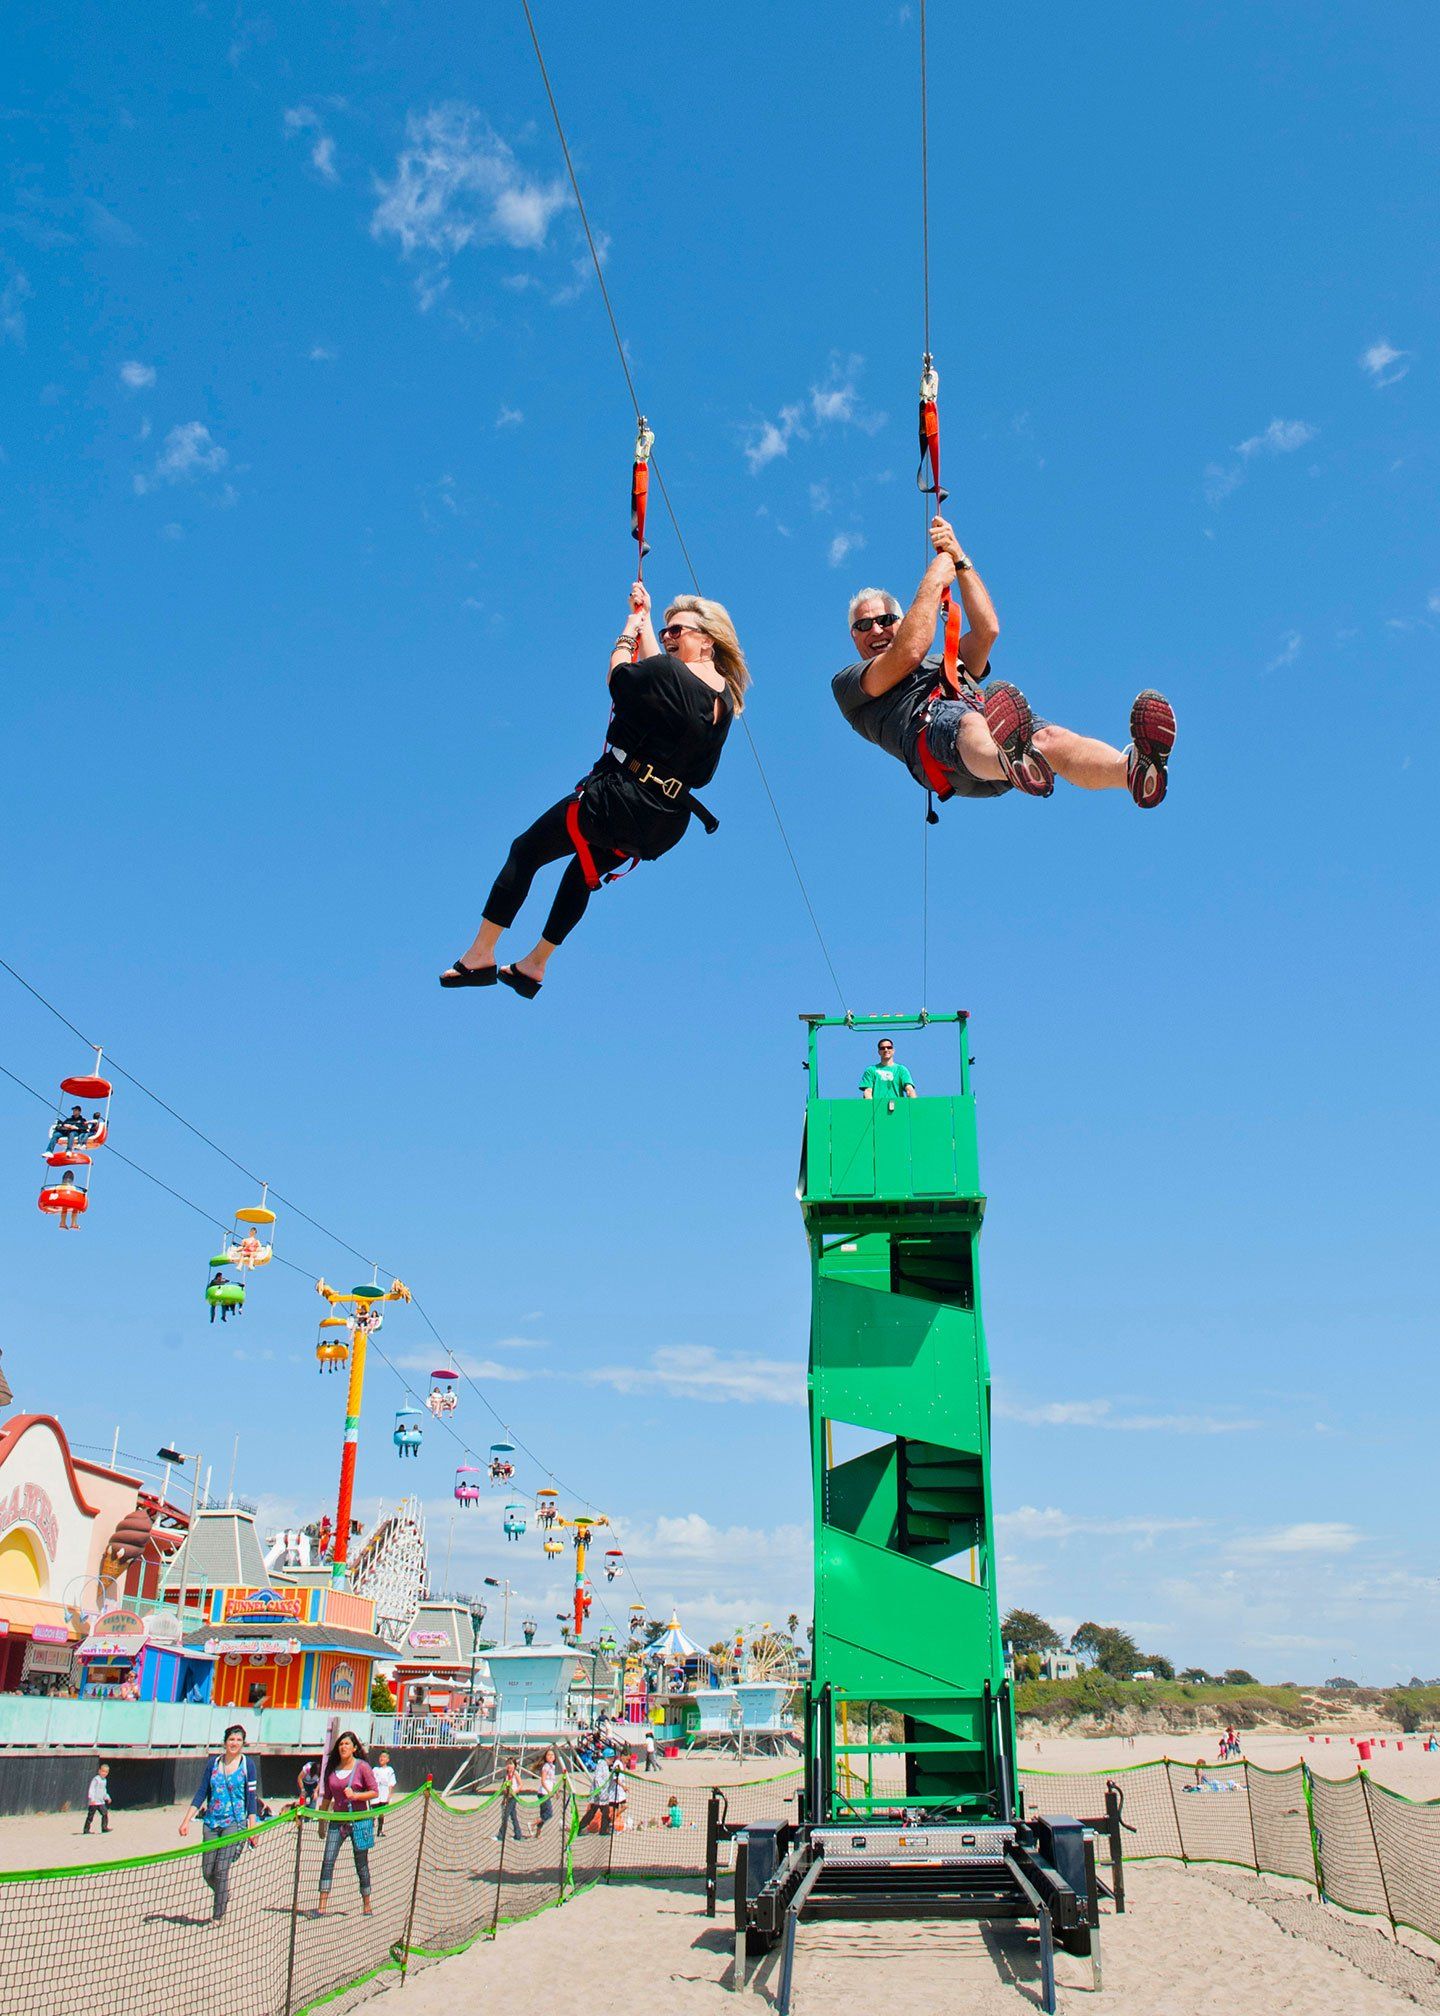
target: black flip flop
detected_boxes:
[498,964,543,1001]
[439,957,498,989]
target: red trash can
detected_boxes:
[1358,1740,1373,1761]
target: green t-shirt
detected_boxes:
[860,1063,914,1099]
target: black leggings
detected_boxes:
[483,796,627,948]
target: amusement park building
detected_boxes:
[0,1414,189,1694]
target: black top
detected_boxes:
[581,652,734,860]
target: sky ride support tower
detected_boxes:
[799,1009,1014,1823]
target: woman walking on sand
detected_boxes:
[316,1731,380,1917]
[178,1724,259,1921]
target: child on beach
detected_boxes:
[83,1762,111,1834]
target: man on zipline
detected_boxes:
[833,515,1175,809]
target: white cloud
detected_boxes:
[586,1344,804,1406]
[1237,418,1318,459]
[1427,593,1440,617]
[1359,339,1410,389]
[496,404,524,429]
[995,1395,1256,1434]
[743,408,802,473]
[2,269,32,345]
[284,105,340,184]
[392,1347,534,1384]
[741,354,884,474]
[1265,629,1302,672]
[1206,417,1318,506]
[1000,1505,1209,1544]
[308,344,337,363]
[161,522,183,541]
[119,359,156,390]
[828,530,864,568]
[1230,1521,1361,1557]
[134,421,228,495]
[808,481,832,514]
[371,106,569,295]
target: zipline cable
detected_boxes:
[919,0,936,1006]
[518,0,851,1014]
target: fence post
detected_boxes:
[1301,1763,1324,1901]
[283,1812,304,2016]
[491,1792,508,1937]
[605,1779,620,1882]
[1243,1762,1260,1874]
[1359,1771,1398,1939]
[1163,1761,1188,1865]
[399,1786,432,1982]
[559,1781,571,1900]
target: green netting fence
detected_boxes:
[2,1760,1436,2014]
[1017,1758,1440,1949]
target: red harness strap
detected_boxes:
[565,793,636,894]
[913,355,972,814]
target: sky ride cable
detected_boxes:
[516,0,851,1014]
[0,973,615,1524]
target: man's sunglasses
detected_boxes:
[851,612,900,634]
[659,622,703,643]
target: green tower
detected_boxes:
[799,1011,1015,1823]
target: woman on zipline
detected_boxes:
[441,583,748,999]
[834,515,1176,809]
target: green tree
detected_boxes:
[1179,1667,1212,1684]
[1143,1654,1175,1681]
[1071,1622,1141,1679]
[1222,1667,1258,1686]
[369,1674,396,1714]
[1002,1608,1063,1657]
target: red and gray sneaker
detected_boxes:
[1126,690,1176,808]
[983,680,1054,798]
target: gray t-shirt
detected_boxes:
[833,652,996,797]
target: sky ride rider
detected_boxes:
[52,1169,84,1230]
[208,1268,239,1322]
[439,581,749,1001]
[47,1104,88,1153]
[833,515,1176,810]
[860,1037,917,1101]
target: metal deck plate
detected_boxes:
[813,1823,1016,1866]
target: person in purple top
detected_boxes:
[316,1730,379,1917]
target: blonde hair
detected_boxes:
[664,595,751,715]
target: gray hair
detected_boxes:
[847,586,903,627]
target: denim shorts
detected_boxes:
[916,697,1012,799]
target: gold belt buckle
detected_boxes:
[640,763,681,800]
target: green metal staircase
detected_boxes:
[799,1012,1016,1823]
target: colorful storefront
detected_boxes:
[202,1584,392,1714]
[77,1605,214,1702]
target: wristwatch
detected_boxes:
[954,555,973,575]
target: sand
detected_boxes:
[4,1741,1439,2014]
[383,1866,1440,2016]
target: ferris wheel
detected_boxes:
[740,1624,800,1684]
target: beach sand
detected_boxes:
[384,1865,1440,2016]
[4,1739,1439,2014]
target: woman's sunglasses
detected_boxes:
[851,612,900,634]
[659,622,703,643]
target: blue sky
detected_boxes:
[2,1,1436,1681]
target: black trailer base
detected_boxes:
[708,1796,1125,2015]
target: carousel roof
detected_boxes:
[652,1612,701,1660]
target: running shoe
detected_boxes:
[983,680,1054,798]
[1126,690,1176,808]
